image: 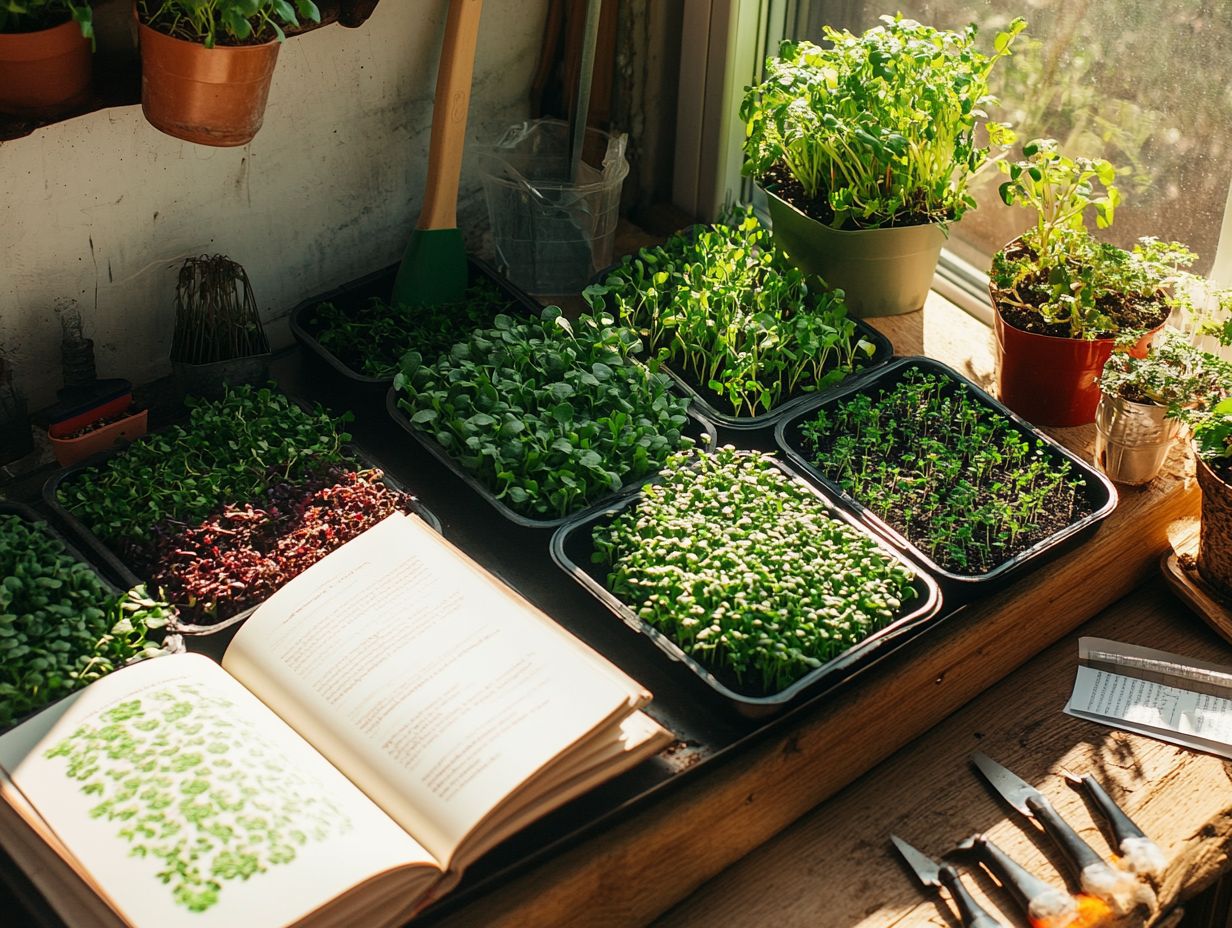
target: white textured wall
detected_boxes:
[0,1,547,405]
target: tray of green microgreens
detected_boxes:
[389,305,716,529]
[583,209,891,429]
[290,256,539,389]
[550,446,940,716]
[775,357,1117,599]
[0,501,178,731]
[43,385,440,634]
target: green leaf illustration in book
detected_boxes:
[44,684,353,913]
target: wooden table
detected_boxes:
[427,295,1205,928]
[653,578,1232,928]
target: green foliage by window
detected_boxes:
[992,139,1196,338]
[592,447,917,695]
[60,385,353,549]
[394,307,694,519]
[800,369,1090,574]
[584,209,875,417]
[1194,398,1232,464]
[44,684,352,912]
[1099,330,1232,423]
[0,514,169,727]
[138,0,319,46]
[741,14,1025,229]
[311,277,517,379]
[0,0,91,38]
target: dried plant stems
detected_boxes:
[171,255,270,366]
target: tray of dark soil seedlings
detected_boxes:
[0,501,178,732]
[583,207,891,430]
[389,305,717,529]
[550,446,941,717]
[289,256,540,391]
[774,357,1117,601]
[44,385,441,635]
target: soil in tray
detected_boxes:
[796,367,1095,576]
[589,208,878,420]
[588,447,922,699]
[307,276,521,379]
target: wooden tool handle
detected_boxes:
[418,0,484,231]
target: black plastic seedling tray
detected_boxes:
[386,385,718,530]
[587,226,895,430]
[549,456,942,718]
[288,255,541,392]
[43,425,441,637]
[0,502,183,733]
[774,355,1118,603]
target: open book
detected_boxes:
[0,513,671,928]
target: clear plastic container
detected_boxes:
[480,118,629,297]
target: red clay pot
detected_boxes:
[137,21,279,146]
[48,407,148,467]
[992,303,1162,429]
[0,18,91,117]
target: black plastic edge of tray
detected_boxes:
[587,224,895,430]
[287,255,542,388]
[548,454,943,718]
[41,403,443,636]
[773,355,1119,602]
[0,502,184,734]
[386,383,719,530]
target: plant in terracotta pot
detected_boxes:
[740,14,1026,317]
[1095,329,1232,486]
[990,139,1194,427]
[0,0,93,116]
[136,0,320,146]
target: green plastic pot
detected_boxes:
[764,187,945,317]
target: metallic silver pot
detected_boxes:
[1093,392,1181,485]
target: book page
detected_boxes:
[222,512,652,869]
[0,653,438,928]
[1064,637,1232,758]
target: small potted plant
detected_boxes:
[990,139,1192,427]
[1192,400,1232,597]
[740,14,1025,316]
[170,253,271,396]
[0,0,92,116]
[1095,329,1232,486]
[136,0,320,146]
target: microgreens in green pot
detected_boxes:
[394,306,694,520]
[0,0,91,38]
[992,139,1193,340]
[741,14,1025,229]
[584,207,875,417]
[138,0,320,46]
[591,446,918,695]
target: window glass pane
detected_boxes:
[788,2,1232,276]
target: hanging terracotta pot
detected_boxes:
[137,20,279,146]
[991,291,1164,428]
[1196,453,1232,598]
[0,18,91,117]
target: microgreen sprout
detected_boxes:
[394,306,694,520]
[585,208,875,417]
[800,369,1092,574]
[592,446,918,695]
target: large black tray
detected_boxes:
[43,415,442,636]
[0,502,183,732]
[288,255,541,392]
[774,356,1118,602]
[588,225,895,430]
[549,455,942,718]
[386,385,718,530]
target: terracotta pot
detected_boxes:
[991,295,1162,428]
[137,21,279,146]
[48,407,148,467]
[0,18,91,117]
[763,186,945,317]
[1196,453,1232,598]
